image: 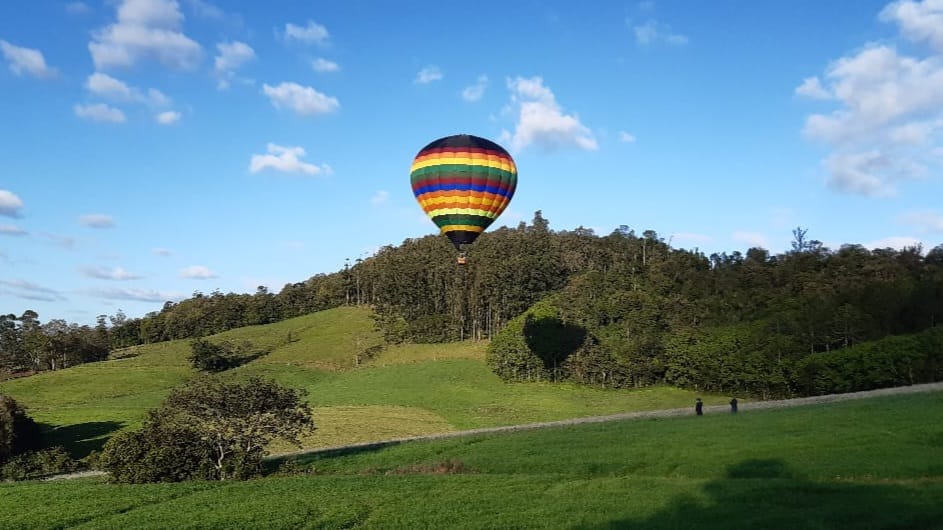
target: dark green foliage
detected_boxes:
[188,339,264,372]
[793,326,943,395]
[101,377,315,483]
[100,409,216,484]
[0,446,77,481]
[0,394,40,464]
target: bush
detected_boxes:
[0,394,41,465]
[1,447,77,481]
[188,339,263,372]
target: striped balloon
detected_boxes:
[410,134,517,250]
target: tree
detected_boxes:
[0,395,41,465]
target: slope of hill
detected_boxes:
[0,306,725,455]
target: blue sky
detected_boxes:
[2,0,943,324]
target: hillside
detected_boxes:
[0,306,726,456]
[1,391,941,529]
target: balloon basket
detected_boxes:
[456,253,467,265]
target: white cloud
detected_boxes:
[0,190,24,218]
[462,75,488,102]
[43,233,76,249]
[0,279,65,302]
[180,265,218,279]
[901,210,943,232]
[866,235,923,250]
[249,143,331,176]
[0,40,57,78]
[733,230,768,248]
[214,41,254,73]
[81,265,142,280]
[85,72,170,108]
[794,77,831,99]
[284,20,329,44]
[797,3,943,197]
[156,110,181,124]
[85,287,183,302]
[79,213,115,228]
[370,190,389,205]
[153,247,173,256]
[632,20,688,46]
[263,82,339,116]
[74,103,127,123]
[312,57,339,72]
[415,66,443,84]
[619,131,637,143]
[184,0,224,20]
[0,224,27,236]
[505,76,597,152]
[89,0,202,70]
[879,0,943,52]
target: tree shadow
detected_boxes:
[523,315,586,376]
[584,459,943,529]
[39,421,124,459]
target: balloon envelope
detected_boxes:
[410,134,517,249]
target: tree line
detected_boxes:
[3,213,942,398]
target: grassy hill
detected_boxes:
[0,306,727,455]
[1,391,941,529]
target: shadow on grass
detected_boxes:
[39,421,124,459]
[587,459,943,530]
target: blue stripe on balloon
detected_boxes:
[412,183,513,196]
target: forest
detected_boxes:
[2,212,942,398]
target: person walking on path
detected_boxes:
[695,398,703,416]
[730,398,738,413]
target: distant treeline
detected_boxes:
[3,212,942,398]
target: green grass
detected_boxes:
[0,306,730,455]
[1,392,941,529]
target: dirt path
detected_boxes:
[41,381,943,480]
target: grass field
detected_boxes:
[1,392,941,529]
[0,306,729,455]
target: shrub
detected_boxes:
[1,447,77,481]
[0,394,41,465]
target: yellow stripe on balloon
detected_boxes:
[419,195,505,208]
[439,225,485,234]
[425,207,499,217]
[410,157,516,173]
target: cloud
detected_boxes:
[879,0,943,52]
[370,190,389,205]
[462,75,488,101]
[180,265,218,279]
[901,210,943,232]
[214,40,254,74]
[156,110,181,124]
[0,279,65,302]
[0,224,27,236]
[79,213,115,228]
[74,103,126,123]
[262,82,339,116]
[415,66,443,84]
[81,265,143,280]
[0,40,57,78]
[312,57,339,73]
[249,143,331,176]
[0,190,24,218]
[284,20,329,44]
[733,230,768,248]
[152,247,173,256]
[619,131,637,143]
[183,0,224,19]
[631,19,688,46]
[85,287,183,302]
[866,235,923,250]
[85,72,171,108]
[504,76,597,152]
[42,233,77,249]
[89,0,202,70]
[797,4,943,197]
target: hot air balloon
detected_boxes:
[410,134,517,263]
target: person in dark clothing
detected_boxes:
[695,398,703,416]
[730,398,738,413]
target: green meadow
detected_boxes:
[0,306,725,455]
[1,392,941,529]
